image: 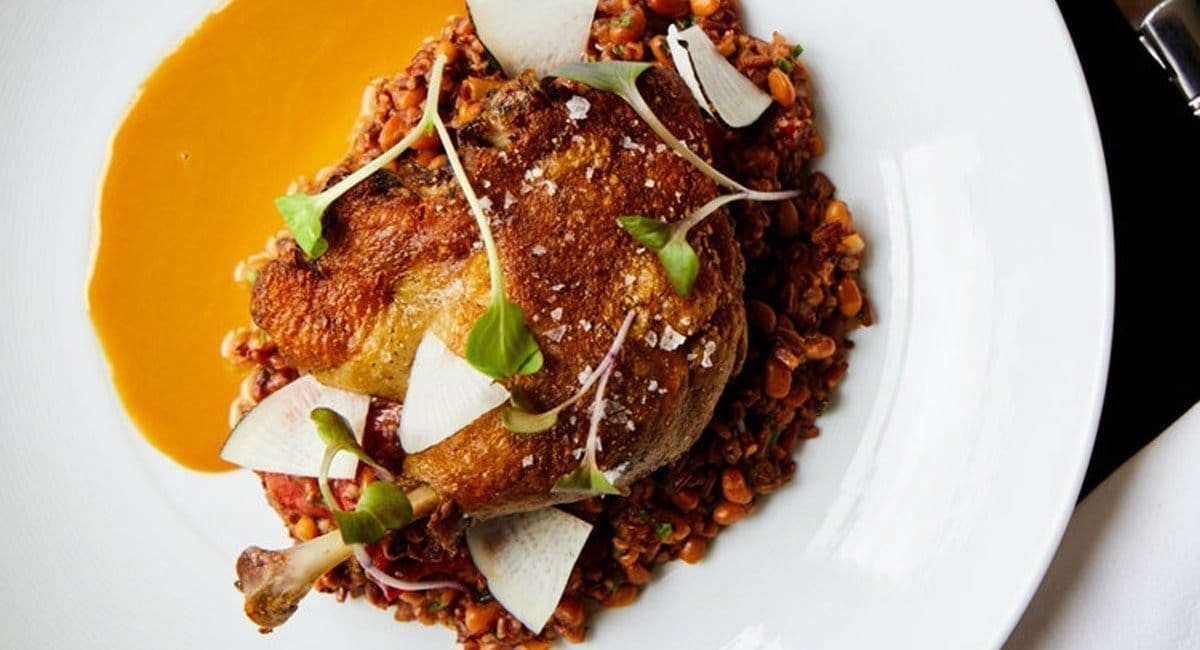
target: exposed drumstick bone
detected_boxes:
[235,485,440,630]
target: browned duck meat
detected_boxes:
[251,67,746,517]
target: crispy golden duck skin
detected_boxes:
[252,68,746,517]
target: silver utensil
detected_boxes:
[1115,0,1200,116]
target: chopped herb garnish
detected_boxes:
[245,268,260,284]
[637,509,651,523]
[427,600,446,613]
[774,58,794,74]
[790,43,805,58]
[503,310,636,433]
[766,425,783,450]
[678,15,695,28]
[654,522,674,540]
[311,407,410,545]
[818,401,831,415]
[615,15,632,28]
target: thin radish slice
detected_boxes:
[399,330,510,454]
[666,24,713,118]
[668,25,772,128]
[467,0,598,78]
[466,508,593,633]
[220,374,369,479]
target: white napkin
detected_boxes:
[1005,401,1200,648]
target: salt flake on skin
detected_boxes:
[621,136,646,152]
[585,166,595,181]
[532,244,548,256]
[504,191,517,209]
[545,325,568,342]
[521,454,534,468]
[550,307,563,321]
[566,95,591,121]
[578,365,593,386]
[660,325,687,351]
[579,320,592,332]
[645,179,656,188]
[479,196,494,213]
[572,447,585,460]
[542,180,558,196]
[551,283,566,292]
[524,167,544,181]
[701,340,717,368]
[644,330,659,348]
[647,380,658,392]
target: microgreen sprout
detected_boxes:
[312,407,411,545]
[551,61,799,296]
[503,310,637,433]
[551,61,796,201]
[273,59,444,258]
[413,54,542,380]
[551,319,633,496]
[619,192,746,296]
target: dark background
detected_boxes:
[1057,0,1200,496]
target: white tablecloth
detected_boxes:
[1006,401,1200,648]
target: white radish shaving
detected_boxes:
[466,508,593,633]
[399,331,510,454]
[668,25,772,128]
[666,24,713,117]
[220,374,369,479]
[468,0,599,78]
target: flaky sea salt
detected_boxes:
[578,365,592,386]
[504,191,517,209]
[579,320,592,332]
[545,325,568,342]
[550,307,563,321]
[621,136,646,152]
[521,454,534,468]
[644,330,659,348]
[701,340,717,368]
[566,95,591,121]
[660,325,687,351]
[647,380,658,392]
[585,166,595,181]
[532,244,548,256]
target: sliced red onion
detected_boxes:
[352,545,465,593]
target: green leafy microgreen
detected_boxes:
[502,311,636,434]
[465,298,544,379]
[355,480,413,530]
[657,238,700,297]
[311,407,406,545]
[420,54,543,380]
[311,407,373,466]
[654,522,674,541]
[790,43,805,58]
[331,509,385,545]
[774,58,794,74]
[273,54,445,258]
[617,216,671,250]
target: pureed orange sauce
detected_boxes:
[88,0,462,472]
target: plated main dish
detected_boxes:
[177,0,867,646]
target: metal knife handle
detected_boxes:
[1137,0,1200,116]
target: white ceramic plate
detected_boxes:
[0,0,1111,648]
